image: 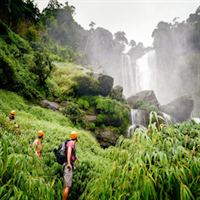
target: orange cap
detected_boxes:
[11,110,16,115]
[70,131,78,139]
[38,130,44,137]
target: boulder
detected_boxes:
[92,73,114,96]
[161,94,194,122]
[110,85,123,101]
[85,115,97,123]
[41,99,61,111]
[96,128,118,148]
[127,90,160,108]
[98,75,114,96]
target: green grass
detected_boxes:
[1,89,200,200]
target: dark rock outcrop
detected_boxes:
[92,73,114,97]
[98,75,114,96]
[110,85,123,101]
[101,115,122,127]
[161,94,194,122]
[41,99,61,110]
[127,90,160,108]
[96,128,118,148]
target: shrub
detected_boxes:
[123,108,129,118]
[100,124,105,130]
[0,48,17,89]
[149,105,158,113]
[94,130,99,136]
[96,98,114,114]
[97,115,103,124]
[138,104,149,110]
[17,85,43,103]
[89,123,95,131]
[77,99,90,110]
[72,75,101,96]
[134,98,144,109]
[62,102,83,125]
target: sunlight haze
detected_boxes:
[36,0,200,46]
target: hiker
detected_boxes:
[33,130,44,157]
[7,110,19,131]
[7,110,16,121]
[63,131,78,200]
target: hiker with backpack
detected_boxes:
[33,130,44,157]
[54,131,78,200]
[63,131,78,200]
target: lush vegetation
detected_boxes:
[2,1,200,199]
[1,90,200,199]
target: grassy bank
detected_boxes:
[1,89,200,200]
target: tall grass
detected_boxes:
[1,89,200,199]
[80,112,200,200]
[0,89,110,199]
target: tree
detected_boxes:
[114,31,128,44]
[29,51,54,86]
[129,40,136,47]
[89,21,96,33]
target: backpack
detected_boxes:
[54,140,70,165]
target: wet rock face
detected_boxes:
[161,94,194,122]
[127,90,160,109]
[110,85,123,101]
[41,99,61,110]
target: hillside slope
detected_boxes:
[1,90,200,200]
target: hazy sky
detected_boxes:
[36,0,200,46]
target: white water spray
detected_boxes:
[121,55,135,97]
[127,109,147,138]
[135,50,157,94]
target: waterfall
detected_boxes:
[127,109,147,138]
[130,109,146,125]
[191,118,200,123]
[121,55,135,97]
[135,50,157,94]
[162,112,176,125]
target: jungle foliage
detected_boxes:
[1,90,200,199]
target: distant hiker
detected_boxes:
[63,131,78,200]
[7,110,16,120]
[33,130,44,157]
[7,110,19,131]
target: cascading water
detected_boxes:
[121,50,157,99]
[191,118,200,123]
[135,50,157,94]
[121,55,135,97]
[127,109,147,138]
[162,112,176,125]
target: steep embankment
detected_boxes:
[0,89,112,200]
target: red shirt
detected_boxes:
[66,140,76,165]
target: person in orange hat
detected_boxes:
[33,130,44,157]
[7,110,16,121]
[63,131,78,200]
[7,110,19,131]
